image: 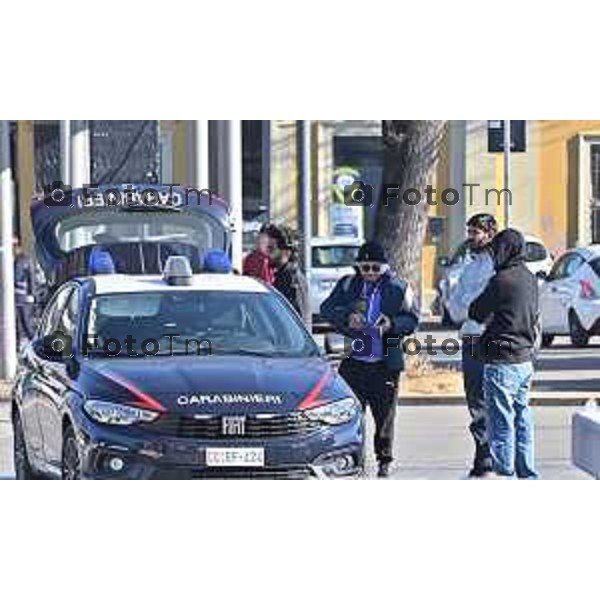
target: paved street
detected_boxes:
[0,400,589,479]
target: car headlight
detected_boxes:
[83,400,160,426]
[303,397,359,426]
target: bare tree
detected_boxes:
[375,120,446,299]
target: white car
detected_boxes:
[310,237,362,324]
[437,233,553,324]
[540,245,600,347]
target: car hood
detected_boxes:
[76,355,352,415]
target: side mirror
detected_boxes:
[31,334,74,363]
[536,270,547,281]
[437,256,450,268]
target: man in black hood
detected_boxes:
[469,229,540,478]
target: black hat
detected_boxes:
[357,240,387,263]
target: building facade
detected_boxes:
[7,120,600,313]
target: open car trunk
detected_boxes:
[31,185,232,289]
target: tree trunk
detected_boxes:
[375,120,446,301]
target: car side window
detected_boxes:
[55,287,80,340]
[547,254,572,281]
[564,254,584,278]
[39,286,73,338]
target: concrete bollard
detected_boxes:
[572,399,600,479]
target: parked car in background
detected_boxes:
[539,245,600,347]
[310,237,362,325]
[333,223,359,238]
[436,233,553,325]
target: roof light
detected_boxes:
[163,256,193,286]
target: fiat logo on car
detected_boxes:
[222,416,246,436]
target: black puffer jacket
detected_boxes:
[469,229,539,363]
[274,260,309,324]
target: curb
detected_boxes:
[399,393,597,407]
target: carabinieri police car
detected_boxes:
[11,185,364,479]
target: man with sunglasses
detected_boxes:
[321,241,419,478]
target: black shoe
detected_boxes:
[377,462,391,478]
[468,467,494,479]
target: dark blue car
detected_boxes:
[11,186,364,479]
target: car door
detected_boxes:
[17,287,71,468]
[37,285,80,470]
[541,253,584,333]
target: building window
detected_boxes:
[590,144,600,243]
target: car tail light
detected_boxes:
[580,279,598,299]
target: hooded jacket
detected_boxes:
[469,229,539,363]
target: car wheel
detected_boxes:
[541,334,554,348]
[61,425,82,480]
[569,311,590,348]
[12,410,37,480]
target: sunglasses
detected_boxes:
[358,263,382,274]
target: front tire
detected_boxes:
[569,311,590,348]
[61,425,82,480]
[12,410,36,480]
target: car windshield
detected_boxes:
[84,290,319,359]
[312,245,359,268]
[55,210,224,254]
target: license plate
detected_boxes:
[205,448,265,467]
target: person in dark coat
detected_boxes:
[13,237,36,346]
[320,240,419,478]
[469,229,540,479]
[268,226,309,323]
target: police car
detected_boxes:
[11,185,364,479]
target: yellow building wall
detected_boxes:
[269,120,298,226]
[537,120,600,253]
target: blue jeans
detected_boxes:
[483,362,538,479]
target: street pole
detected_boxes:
[194,120,210,190]
[297,120,313,330]
[0,121,17,380]
[224,120,243,272]
[503,119,511,227]
[60,120,71,184]
[70,120,90,188]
